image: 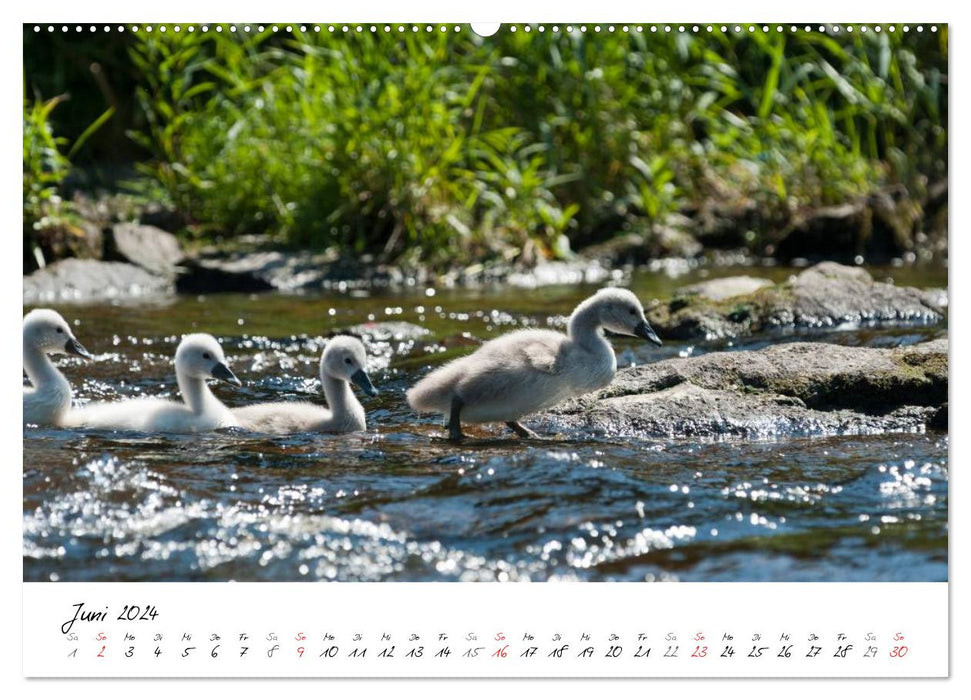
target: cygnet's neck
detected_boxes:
[24,340,69,396]
[568,301,608,350]
[321,374,362,421]
[177,371,222,414]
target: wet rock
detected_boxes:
[176,259,275,294]
[647,261,945,340]
[678,275,773,301]
[539,339,947,439]
[544,385,937,440]
[175,249,429,293]
[105,223,185,275]
[191,250,338,291]
[174,235,622,293]
[920,288,948,310]
[175,250,334,293]
[23,259,174,304]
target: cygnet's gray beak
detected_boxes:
[211,362,242,387]
[351,369,379,397]
[65,337,93,359]
[634,320,663,347]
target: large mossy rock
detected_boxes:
[647,261,945,340]
[538,339,947,440]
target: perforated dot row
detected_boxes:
[32,24,464,34]
[31,24,939,35]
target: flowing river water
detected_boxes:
[23,264,948,582]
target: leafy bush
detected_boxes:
[23,94,70,218]
[23,93,75,268]
[27,25,948,267]
[23,90,116,270]
[127,28,578,265]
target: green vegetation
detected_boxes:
[23,92,83,268]
[23,94,70,230]
[23,24,948,268]
[23,76,115,269]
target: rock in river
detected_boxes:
[538,339,947,440]
[647,261,946,340]
[23,259,174,304]
[174,249,417,293]
[104,223,185,276]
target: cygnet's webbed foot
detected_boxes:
[506,421,540,439]
[447,395,465,442]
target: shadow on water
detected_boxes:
[23,265,948,582]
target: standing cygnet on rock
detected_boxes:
[23,309,93,426]
[233,335,378,434]
[65,333,241,433]
[407,288,662,441]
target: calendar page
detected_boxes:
[18,0,952,688]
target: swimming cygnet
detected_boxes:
[233,335,378,434]
[406,288,662,440]
[65,333,242,433]
[23,309,93,426]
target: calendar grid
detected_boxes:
[23,582,948,678]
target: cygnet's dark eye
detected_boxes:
[629,308,637,316]
[344,357,353,365]
[203,352,212,360]
[56,327,65,334]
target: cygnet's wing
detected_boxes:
[520,338,561,374]
[233,401,332,434]
[481,329,564,374]
[63,397,180,431]
[23,378,72,426]
[407,330,566,416]
[449,330,578,421]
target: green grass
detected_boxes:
[24,24,948,268]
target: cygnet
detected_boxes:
[406,288,662,440]
[233,335,377,434]
[65,333,241,433]
[23,309,92,426]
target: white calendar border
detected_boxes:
[6,0,962,694]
